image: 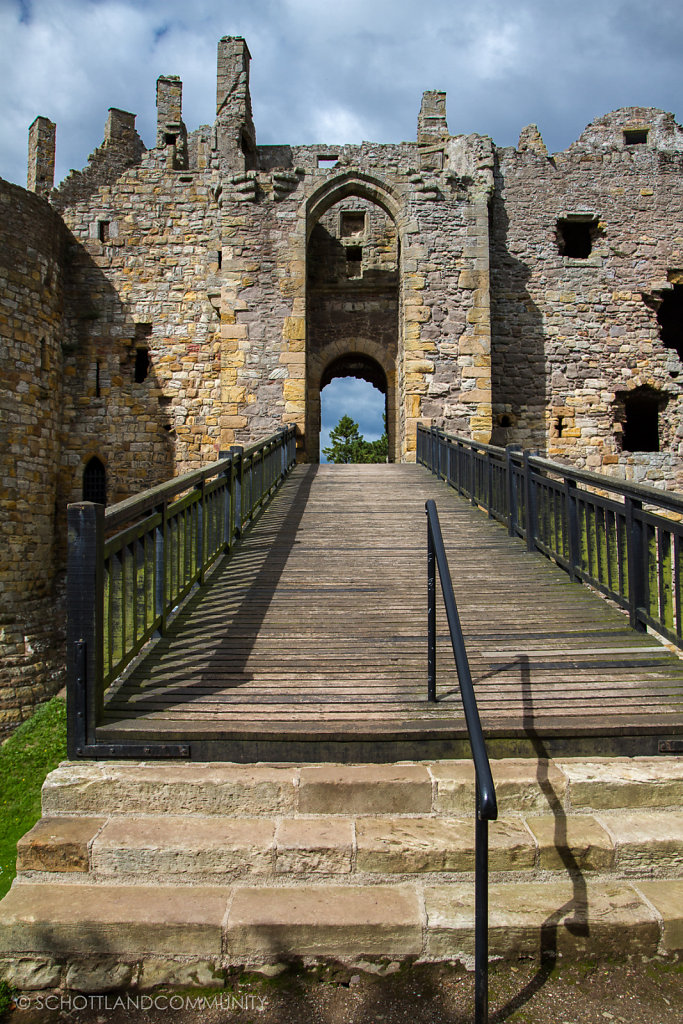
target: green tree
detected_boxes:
[323,414,388,464]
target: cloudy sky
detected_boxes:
[2,0,682,455]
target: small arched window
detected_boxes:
[83,457,107,505]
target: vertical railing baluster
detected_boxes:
[626,495,646,632]
[475,787,489,1024]
[66,502,104,756]
[427,520,436,702]
[565,475,579,582]
[523,450,538,553]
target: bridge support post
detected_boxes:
[565,475,580,582]
[506,444,522,537]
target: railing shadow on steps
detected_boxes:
[426,499,498,1024]
[418,423,683,664]
[66,425,297,760]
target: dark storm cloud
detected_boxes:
[1,1,681,188]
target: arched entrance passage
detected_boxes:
[303,173,403,462]
[312,346,397,461]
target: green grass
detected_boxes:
[0,697,67,899]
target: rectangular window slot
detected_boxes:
[346,245,362,278]
[341,211,365,238]
[557,217,597,259]
[317,155,339,168]
[134,347,150,383]
[624,128,648,146]
[98,221,110,243]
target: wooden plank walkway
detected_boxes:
[98,464,683,759]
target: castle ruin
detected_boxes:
[2,36,683,732]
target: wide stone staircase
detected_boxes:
[1,755,682,991]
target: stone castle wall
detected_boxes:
[491,108,683,489]
[3,36,683,731]
[0,181,69,730]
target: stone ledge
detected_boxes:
[0,883,231,956]
[225,884,423,959]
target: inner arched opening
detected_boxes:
[320,356,387,462]
[305,191,399,461]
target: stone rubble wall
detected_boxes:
[491,107,683,489]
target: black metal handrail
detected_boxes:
[418,424,683,650]
[66,425,297,759]
[426,499,497,1024]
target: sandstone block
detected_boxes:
[42,763,297,817]
[431,759,566,815]
[91,816,275,877]
[16,816,105,873]
[0,956,62,990]
[635,879,683,950]
[526,815,614,872]
[598,811,683,874]
[425,880,659,960]
[558,757,683,810]
[138,958,225,989]
[356,817,533,874]
[298,764,432,814]
[275,818,354,874]
[226,885,422,959]
[65,958,135,993]
[0,883,230,956]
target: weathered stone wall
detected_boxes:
[5,36,683,731]
[0,181,68,731]
[491,108,683,488]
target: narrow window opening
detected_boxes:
[555,415,565,437]
[217,250,222,269]
[164,133,177,146]
[557,218,595,259]
[624,128,648,146]
[341,211,365,238]
[98,221,110,243]
[317,155,339,168]
[95,360,101,398]
[497,414,512,429]
[656,284,683,361]
[83,456,107,504]
[134,347,150,383]
[40,338,47,373]
[346,245,362,278]
[617,387,665,453]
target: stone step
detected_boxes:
[15,809,683,882]
[40,756,683,819]
[0,878,681,991]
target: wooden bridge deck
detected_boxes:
[99,464,683,760]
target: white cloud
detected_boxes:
[1,0,683,186]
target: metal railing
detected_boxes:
[66,426,297,758]
[418,424,683,650]
[426,499,497,1024]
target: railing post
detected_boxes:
[626,495,647,632]
[219,451,232,551]
[506,445,521,537]
[427,516,436,702]
[523,449,538,553]
[66,502,104,756]
[565,475,580,582]
[474,783,489,1024]
[198,477,206,583]
[231,445,244,537]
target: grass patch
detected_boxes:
[0,697,67,898]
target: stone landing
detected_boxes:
[0,756,682,991]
